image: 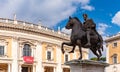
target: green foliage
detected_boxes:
[90,57,98,61]
[100,57,106,61]
[90,57,106,61]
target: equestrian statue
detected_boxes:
[61,14,103,60]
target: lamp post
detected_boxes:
[113,66,117,72]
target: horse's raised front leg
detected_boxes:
[61,42,73,54]
[68,45,76,53]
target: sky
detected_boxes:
[0,0,120,58]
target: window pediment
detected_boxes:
[111,54,117,57]
[46,44,54,51]
[19,41,36,49]
[22,41,34,46]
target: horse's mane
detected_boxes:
[73,17,81,22]
[72,17,83,28]
[86,19,95,24]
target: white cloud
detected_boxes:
[81,5,95,11]
[61,27,71,35]
[112,11,120,26]
[98,23,109,35]
[97,23,108,35]
[0,0,24,18]
[0,0,94,27]
[97,23,111,40]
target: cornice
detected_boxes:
[0,18,70,41]
[105,35,120,43]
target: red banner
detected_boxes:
[23,56,34,63]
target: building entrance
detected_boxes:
[0,63,7,72]
[44,66,53,72]
[22,65,32,72]
[22,67,28,72]
[63,68,70,72]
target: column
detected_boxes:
[19,45,22,58]
[5,42,7,57]
[33,48,36,58]
[56,45,62,72]
[11,37,18,72]
[33,65,36,72]
[54,67,56,72]
[61,68,63,72]
[18,64,22,72]
[21,47,23,58]
[35,41,43,72]
[42,66,45,72]
[32,48,34,57]
[8,63,11,72]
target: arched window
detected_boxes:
[23,44,31,56]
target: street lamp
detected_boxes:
[113,66,117,72]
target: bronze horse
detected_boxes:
[61,16,103,60]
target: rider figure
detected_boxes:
[83,13,96,47]
[83,13,103,49]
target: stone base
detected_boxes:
[65,60,109,72]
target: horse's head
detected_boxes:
[65,16,73,29]
[65,16,82,29]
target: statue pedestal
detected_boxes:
[65,60,109,72]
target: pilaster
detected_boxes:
[35,41,43,72]
[56,45,62,72]
[11,37,18,72]
[8,63,11,72]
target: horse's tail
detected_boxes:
[100,35,104,51]
[97,42,103,51]
[101,45,103,51]
[99,37,103,51]
[96,30,104,51]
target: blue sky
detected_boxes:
[0,0,120,58]
[58,0,120,37]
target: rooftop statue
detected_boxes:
[61,14,103,60]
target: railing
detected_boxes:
[0,18,70,39]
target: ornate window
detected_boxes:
[46,44,54,61]
[23,44,31,56]
[0,46,4,56]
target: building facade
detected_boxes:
[105,33,120,72]
[0,18,89,72]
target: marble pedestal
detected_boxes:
[65,60,109,72]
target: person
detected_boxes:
[82,14,103,49]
